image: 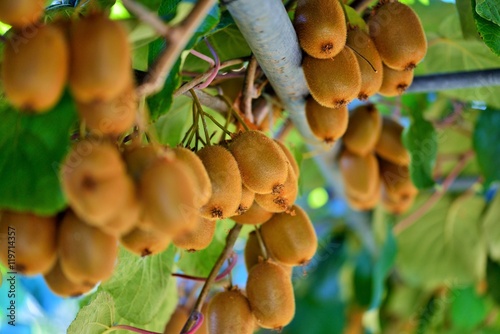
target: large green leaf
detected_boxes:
[353,250,373,308]
[67,291,115,334]
[371,221,397,309]
[476,0,500,26]
[486,257,500,306]
[473,108,500,187]
[0,92,77,215]
[99,245,176,324]
[450,286,488,330]
[482,190,500,260]
[473,0,500,56]
[146,59,182,120]
[397,193,486,288]
[456,0,480,39]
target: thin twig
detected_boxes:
[181,224,243,333]
[275,118,294,140]
[254,227,269,260]
[241,56,259,123]
[393,150,475,235]
[190,90,212,145]
[121,0,169,35]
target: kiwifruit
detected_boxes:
[229,131,289,195]
[381,186,416,215]
[0,211,57,275]
[302,48,361,108]
[2,24,68,112]
[378,65,414,97]
[275,140,300,177]
[43,260,94,297]
[375,117,410,165]
[237,185,256,215]
[305,97,349,143]
[339,150,380,200]
[218,77,245,103]
[293,0,347,59]
[173,218,216,251]
[255,166,298,213]
[163,306,189,334]
[379,158,417,202]
[123,144,163,182]
[121,226,172,257]
[244,231,264,272]
[61,139,133,226]
[172,146,212,208]
[140,156,199,236]
[197,145,242,219]
[231,201,274,225]
[246,260,295,329]
[345,177,381,211]
[346,27,383,100]
[69,13,131,103]
[0,0,44,27]
[76,80,137,135]
[208,288,255,334]
[368,1,427,71]
[58,211,118,285]
[342,104,382,156]
[260,205,317,266]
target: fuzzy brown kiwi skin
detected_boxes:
[260,205,317,266]
[2,24,69,112]
[58,211,118,285]
[173,218,216,251]
[43,261,94,297]
[381,185,416,215]
[302,48,362,109]
[379,158,417,199]
[375,117,411,166]
[163,306,189,334]
[121,226,172,257]
[197,145,243,219]
[346,27,383,100]
[237,185,256,215]
[246,260,295,330]
[229,131,289,195]
[379,65,414,97]
[0,211,57,275]
[345,177,381,211]
[0,0,45,27]
[69,13,131,103]
[368,1,427,71]
[274,140,300,177]
[231,201,274,225]
[339,150,380,200]
[294,0,347,59]
[255,166,298,213]
[123,144,164,182]
[342,104,382,156]
[305,97,349,143]
[208,288,255,334]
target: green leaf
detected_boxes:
[397,193,486,288]
[371,221,397,309]
[176,219,232,277]
[450,286,488,330]
[353,250,373,308]
[67,291,115,334]
[403,114,437,189]
[486,257,500,306]
[155,95,192,146]
[476,0,500,26]
[456,0,480,39]
[0,92,77,215]
[482,190,500,260]
[99,245,176,324]
[473,0,500,56]
[345,6,367,31]
[133,0,162,11]
[146,59,182,120]
[473,108,500,187]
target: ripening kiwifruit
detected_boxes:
[237,185,256,215]
[303,48,361,108]
[379,158,417,202]
[274,140,300,177]
[339,150,380,200]
[293,0,347,59]
[140,156,199,236]
[121,226,172,257]
[60,139,133,226]
[43,260,94,297]
[255,166,298,213]
[246,260,295,329]
[69,13,131,103]
[0,0,44,27]
[342,104,382,156]
[173,218,216,251]
[260,205,317,266]
[197,145,242,219]
[345,177,381,211]
[163,306,189,334]
[375,117,410,165]
[123,144,163,182]
[381,186,416,215]
[378,64,414,96]
[172,146,212,208]
[346,27,383,100]
[208,288,255,334]
[244,231,264,272]
[2,24,68,112]
[368,1,427,71]
[76,80,137,135]
[218,77,245,103]
[231,201,274,225]
[229,131,289,194]
[58,211,118,285]
[305,97,349,143]
[0,211,57,275]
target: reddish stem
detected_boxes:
[182,311,204,334]
[195,39,221,89]
[171,252,238,282]
[113,325,160,334]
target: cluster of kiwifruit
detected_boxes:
[0,3,135,136]
[295,0,427,143]
[339,104,418,214]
